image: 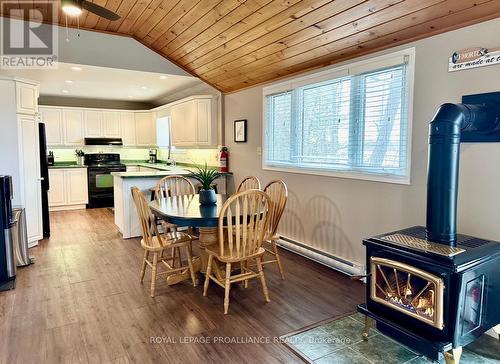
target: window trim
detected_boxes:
[261,48,415,185]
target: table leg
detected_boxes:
[198,227,218,273]
[198,227,225,281]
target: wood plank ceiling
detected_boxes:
[2,0,500,92]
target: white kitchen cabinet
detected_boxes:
[171,100,196,146]
[135,112,155,146]
[103,111,121,138]
[40,107,64,145]
[16,82,38,115]
[17,115,43,243]
[120,112,136,145]
[126,165,140,172]
[48,168,88,210]
[84,110,103,137]
[66,169,88,205]
[47,169,66,206]
[170,96,217,147]
[63,109,84,145]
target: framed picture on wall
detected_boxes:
[234,119,247,142]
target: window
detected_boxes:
[263,49,414,184]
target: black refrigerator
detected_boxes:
[39,123,50,238]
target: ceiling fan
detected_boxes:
[61,0,121,21]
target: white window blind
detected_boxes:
[264,53,412,183]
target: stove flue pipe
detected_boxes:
[426,102,500,245]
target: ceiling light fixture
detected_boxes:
[71,66,83,71]
[141,86,148,90]
[61,0,82,16]
[62,90,69,94]
[159,75,168,80]
[127,95,134,98]
[65,80,73,84]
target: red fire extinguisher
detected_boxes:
[219,147,229,173]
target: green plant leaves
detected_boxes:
[191,162,222,190]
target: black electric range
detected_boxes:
[85,153,126,208]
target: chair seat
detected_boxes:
[205,242,265,263]
[141,231,192,251]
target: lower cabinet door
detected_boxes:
[48,169,66,206]
[66,169,89,205]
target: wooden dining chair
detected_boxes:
[131,187,197,297]
[154,175,196,201]
[262,180,288,280]
[236,176,261,192]
[154,175,197,266]
[203,189,271,314]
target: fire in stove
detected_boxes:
[371,257,444,329]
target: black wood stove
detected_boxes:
[358,93,500,364]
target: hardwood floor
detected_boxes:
[0,208,364,363]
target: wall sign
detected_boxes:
[449,47,500,72]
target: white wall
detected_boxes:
[224,18,500,267]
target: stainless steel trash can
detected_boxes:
[12,207,32,267]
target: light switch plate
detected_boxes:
[256,147,262,156]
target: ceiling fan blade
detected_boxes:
[80,0,120,21]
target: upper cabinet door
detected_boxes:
[40,107,64,146]
[63,109,84,145]
[120,112,136,146]
[84,110,103,137]
[135,112,154,146]
[103,111,121,138]
[196,99,212,145]
[171,101,196,146]
[16,82,38,115]
[170,97,217,147]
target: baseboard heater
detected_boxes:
[277,236,365,277]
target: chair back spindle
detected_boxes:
[155,175,195,202]
[219,190,270,259]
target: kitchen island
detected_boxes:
[112,164,231,238]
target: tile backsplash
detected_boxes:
[160,148,219,167]
[50,147,219,167]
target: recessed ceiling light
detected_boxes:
[62,90,69,94]
[141,86,148,90]
[62,1,82,17]
[127,95,134,98]
[71,66,82,71]
[65,80,73,84]
[159,75,168,80]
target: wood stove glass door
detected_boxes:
[370,257,445,330]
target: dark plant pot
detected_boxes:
[199,189,217,205]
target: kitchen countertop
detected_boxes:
[48,163,87,169]
[113,162,231,178]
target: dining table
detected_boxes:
[149,193,232,285]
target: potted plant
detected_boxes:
[191,163,221,205]
[75,149,85,166]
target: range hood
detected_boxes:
[84,138,123,146]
